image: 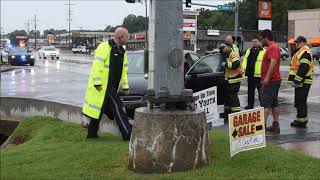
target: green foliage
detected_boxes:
[1,117,320,179]
[122,14,148,33]
[197,0,320,31]
[7,30,28,46]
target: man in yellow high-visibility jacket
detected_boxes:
[288,36,314,128]
[242,36,265,109]
[82,27,132,140]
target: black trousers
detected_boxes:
[294,85,310,122]
[87,93,132,140]
[247,76,261,107]
[224,82,241,113]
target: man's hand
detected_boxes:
[221,62,226,68]
[261,79,269,86]
[124,89,130,96]
[292,83,299,89]
[95,85,102,92]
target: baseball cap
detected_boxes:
[294,36,307,43]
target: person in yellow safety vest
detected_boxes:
[82,27,132,140]
[226,35,240,57]
[219,42,244,122]
[288,36,314,128]
[242,36,266,109]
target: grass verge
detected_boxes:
[1,117,320,179]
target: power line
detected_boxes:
[25,19,30,35]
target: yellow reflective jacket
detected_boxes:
[242,47,265,78]
[225,51,244,84]
[82,41,129,119]
[289,45,314,85]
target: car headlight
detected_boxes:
[11,55,15,59]
[31,55,35,59]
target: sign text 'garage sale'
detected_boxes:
[229,108,266,157]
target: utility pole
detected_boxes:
[33,15,39,49]
[234,0,239,43]
[145,0,148,48]
[64,0,76,49]
[25,19,30,35]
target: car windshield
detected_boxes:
[11,47,27,53]
[44,47,57,51]
[127,52,144,74]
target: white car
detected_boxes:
[39,46,60,60]
[72,46,90,54]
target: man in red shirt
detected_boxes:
[259,29,281,134]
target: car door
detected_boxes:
[185,53,225,105]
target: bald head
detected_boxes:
[225,35,234,45]
[114,27,129,46]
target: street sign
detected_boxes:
[229,108,266,157]
[193,86,221,127]
[218,5,235,11]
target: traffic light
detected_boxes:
[125,0,141,3]
[186,0,191,7]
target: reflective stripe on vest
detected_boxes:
[289,45,314,84]
[225,51,243,83]
[242,47,265,77]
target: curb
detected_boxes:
[0,96,121,136]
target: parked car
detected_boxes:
[280,47,289,60]
[72,46,90,54]
[0,47,9,64]
[38,46,60,60]
[120,50,224,118]
[2,47,35,66]
[311,46,320,61]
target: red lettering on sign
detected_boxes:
[257,111,261,122]
[233,116,238,127]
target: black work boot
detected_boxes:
[266,122,280,134]
[220,112,227,118]
[244,106,253,110]
[291,120,307,128]
[87,119,99,139]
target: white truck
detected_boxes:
[72,46,90,54]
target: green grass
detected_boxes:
[1,117,320,180]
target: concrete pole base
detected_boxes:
[128,107,209,173]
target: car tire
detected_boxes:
[57,57,59,60]
[39,54,41,59]
[30,62,35,66]
[43,54,46,59]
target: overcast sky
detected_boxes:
[1,0,233,34]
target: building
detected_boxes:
[288,8,320,52]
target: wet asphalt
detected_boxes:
[1,52,320,158]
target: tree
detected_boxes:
[122,14,148,33]
[197,0,320,31]
[8,30,27,46]
[104,25,118,32]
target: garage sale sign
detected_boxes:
[228,108,266,157]
[193,86,221,127]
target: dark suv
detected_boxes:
[122,50,225,118]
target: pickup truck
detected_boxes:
[72,46,90,54]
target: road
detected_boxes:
[1,52,320,140]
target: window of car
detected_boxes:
[44,47,57,51]
[187,54,222,75]
[10,47,27,53]
[127,52,144,74]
